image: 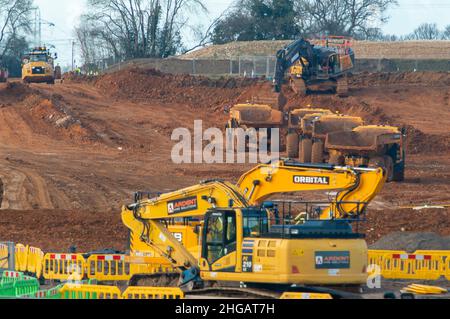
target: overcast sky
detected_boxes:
[34,0,450,67]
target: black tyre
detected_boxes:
[300,138,312,163]
[286,132,299,158]
[393,164,405,182]
[383,155,394,182]
[312,140,324,163]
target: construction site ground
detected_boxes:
[0,69,449,258]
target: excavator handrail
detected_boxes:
[236,159,386,219]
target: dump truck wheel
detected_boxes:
[286,132,299,158]
[393,162,405,182]
[300,138,312,163]
[312,140,324,163]
[383,155,395,182]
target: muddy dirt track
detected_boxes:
[0,69,449,252]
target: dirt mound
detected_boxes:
[62,72,97,83]
[21,94,93,142]
[0,82,37,104]
[404,126,450,155]
[363,208,450,245]
[0,88,98,146]
[370,232,450,252]
[181,40,450,60]
[95,68,256,112]
[0,209,127,252]
[349,72,450,87]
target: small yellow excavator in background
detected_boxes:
[22,47,57,84]
[122,160,385,295]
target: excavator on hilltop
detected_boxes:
[274,36,355,97]
[122,160,385,295]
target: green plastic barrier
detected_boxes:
[0,271,25,285]
[0,271,40,299]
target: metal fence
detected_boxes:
[96,56,450,77]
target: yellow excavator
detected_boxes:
[122,160,385,294]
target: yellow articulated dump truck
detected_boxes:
[22,47,57,85]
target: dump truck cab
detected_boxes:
[22,47,56,84]
[326,125,405,182]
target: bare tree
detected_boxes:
[0,0,34,60]
[444,25,450,40]
[77,0,206,64]
[295,0,398,38]
[410,23,442,40]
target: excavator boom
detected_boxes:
[121,180,250,284]
[237,160,386,219]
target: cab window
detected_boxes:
[30,54,48,62]
[204,212,237,264]
[243,210,269,238]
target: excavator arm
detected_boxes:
[274,38,315,92]
[121,180,250,284]
[236,160,386,219]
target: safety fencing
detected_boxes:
[87,254,131,281]
[60,284,184,300]
[0,243,9,269]
[0,271,40,298]
[280,292,333,299]
[43,253,86,281]
[368,250,450,281]
[4,242,450,283]
[15,244,29,272]
[1,243,175,282]
[122,287,184,299]
[60,283,122,299]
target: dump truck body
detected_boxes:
[326,125,405,182]
[228,103,284,129]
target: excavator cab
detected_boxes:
[199,206,368,286]
[200,208,270,273]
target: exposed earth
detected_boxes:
[0,69,449,252]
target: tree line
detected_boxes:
[0,0,33,76]
[0,0,449,74]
